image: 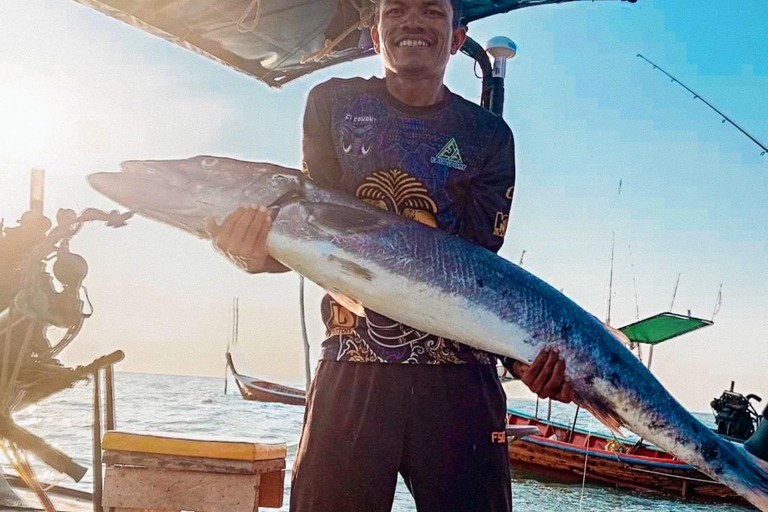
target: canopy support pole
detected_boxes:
[299,277,312,392]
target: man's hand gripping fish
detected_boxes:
[89,156,768,510]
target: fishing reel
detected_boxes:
[711,382,762,441]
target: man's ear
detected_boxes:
[371,25,382,55]
[450,26,467,55]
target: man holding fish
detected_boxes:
[88,0,768,504]
[213,0,572,510]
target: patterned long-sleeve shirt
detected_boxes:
[302,77,515,364]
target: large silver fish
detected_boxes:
[89,156,768,510]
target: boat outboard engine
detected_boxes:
[711,382,762,441]
[745,405,768,462]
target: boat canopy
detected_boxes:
[70,0,635,88]
[618,312,713,346]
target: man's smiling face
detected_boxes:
[372,0,466,80]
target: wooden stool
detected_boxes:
[102,431,287,512]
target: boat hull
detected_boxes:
[232,374,306,406]
[226,353,306,406]
[506,410,750,506]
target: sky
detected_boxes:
[0,0,766,412]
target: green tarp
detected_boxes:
[618,312,712,346]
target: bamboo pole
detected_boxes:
[92,370,103,512]
[0,308,15,405]
[0,416,86,481]
[299,277,312,392]
[105,365,115,431]
[2,322,36,411]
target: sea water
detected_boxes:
[9,372,751,512]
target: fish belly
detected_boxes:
[266,206,538,363]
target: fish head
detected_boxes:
[88,156,303,238]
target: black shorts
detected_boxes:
[290,361,512,512]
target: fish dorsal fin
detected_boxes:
[305,202,391,235]
[328,290,367,317]
[605,323,633,346]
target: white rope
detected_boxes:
[299,3,374,64]
[236,0,261,33]
[577,415,595,511]
[510,476,516,511]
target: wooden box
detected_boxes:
[102,431,287,512]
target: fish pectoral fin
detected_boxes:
[305,202,391,235]
[203,216,220,239]
[581,399,625,436]
[328,290,367,317]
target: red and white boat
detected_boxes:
[506,409,749,506]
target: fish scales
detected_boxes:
[88,156,768,510]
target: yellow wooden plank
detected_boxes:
[102,432,286,462]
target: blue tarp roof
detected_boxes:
[70,0,636,88]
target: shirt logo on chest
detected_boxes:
[356,169,438,228]
[341,113,376,157]
[431,137,467,171]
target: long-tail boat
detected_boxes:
[225,353,306,407]
[506,409,749,506]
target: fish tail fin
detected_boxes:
[727,445,768,512]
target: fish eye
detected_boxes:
[201,157,218,167]
[271,174,296,185]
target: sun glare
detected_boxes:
[0,84,56,165]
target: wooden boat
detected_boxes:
[226,353,306,406]
[506,409,750,506]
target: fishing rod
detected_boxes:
[637,54,768,157]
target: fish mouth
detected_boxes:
[88,164,200,220]
[88,169,208,236]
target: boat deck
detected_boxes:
[2,482,92,512]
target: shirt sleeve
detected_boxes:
[456,118,516,253]
[302,82,342,187]
[499,357,519,380]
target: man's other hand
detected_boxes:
[208,206,276,273]
[511,348,575,404]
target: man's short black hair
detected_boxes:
[373,0,464,29]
